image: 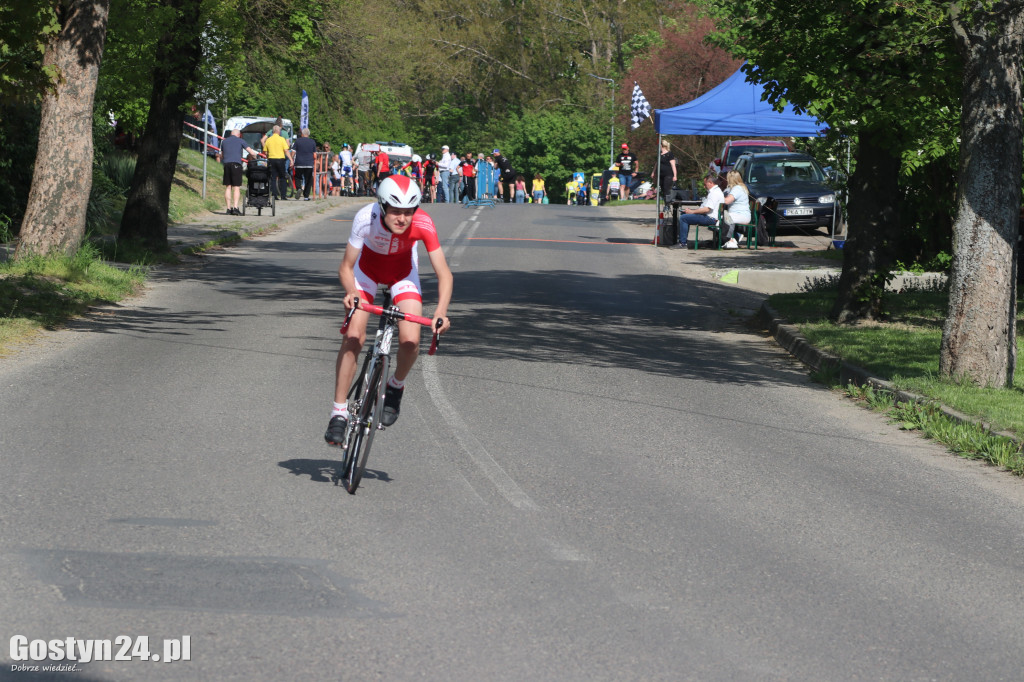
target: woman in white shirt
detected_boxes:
[721,170,752,249]
[330,153,342,195]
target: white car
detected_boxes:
[225,116,294,155]
[354,141,414,169]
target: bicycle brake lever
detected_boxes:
[428,318,443,356]
[340,297,360,334]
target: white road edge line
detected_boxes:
[422,356,540,511]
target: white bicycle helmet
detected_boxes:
[377,174,421,213]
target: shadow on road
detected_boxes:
[62,239,809,391]
[278,457,393,486]
[438,268,806,388]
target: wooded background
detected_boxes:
[0,0,741,222]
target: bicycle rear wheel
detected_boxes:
[344,354,389,494]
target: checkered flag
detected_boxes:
[630,82,651,129]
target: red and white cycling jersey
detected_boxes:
[348,203,441,303]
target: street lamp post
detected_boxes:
[202,99,215,200]
[588,74,615,166]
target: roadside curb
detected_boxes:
[756,300,1022,446]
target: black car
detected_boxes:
[732,152,838,231]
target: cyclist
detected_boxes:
[325,175,453,445]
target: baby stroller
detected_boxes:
[243,157,275,216]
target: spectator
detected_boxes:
[460,154,477,203]
[438,145,451,202]
[565,177,579,205]
[263,124,290,201]
[615,143,638,200]
[340,143,354,195]
[447,151,461,204]
[493,149,515,202]
[675,173,725,250]
[475,153,490,199]
[605,166,621,202]
[532,173,547,204]
[355,144,373,195]
[216,127,259,215]
[290,127,318,201]
[330,152,342,195]
[259,116,284,148]
[513,174,527,203]
[323,141,332,194]
[720,170,752,249]
[653,139,677,198]
[487,155,499,197]
[375,148,391,182]
[185,105,202,151]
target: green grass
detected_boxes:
[796,248,844,262]
[0,145,229,355]
[169,151,224,223]
[94,238,180,266]
[0,242,146,354]
[844,383,1024,476]
[176,147,208,168]
[770,289,1024,438]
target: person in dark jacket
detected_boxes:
[217,128,259,215]
[492,149,515,202]
[290,128,318,200]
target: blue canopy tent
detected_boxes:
[652,67,827,137]
[650,66,831,244]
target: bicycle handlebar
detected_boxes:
[340,298,444,355]
[357,301,433,326]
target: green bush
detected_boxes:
[0,214,13,243]
[98,152,137,196]
[86,164,123,235]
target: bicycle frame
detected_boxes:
[334,290,443,493]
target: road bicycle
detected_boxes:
[331,290,442,494]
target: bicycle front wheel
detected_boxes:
[344,354,389,494]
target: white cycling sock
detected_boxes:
[388,376,405,390]
[331,401,348,418]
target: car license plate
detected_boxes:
[785,208,813,216]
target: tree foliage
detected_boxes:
[704,0,962,321]
[118,0,205,248]
[0,0,61,102]
[5,0,739,243]
[624,3,741,180]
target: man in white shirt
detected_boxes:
[354,145,373,195]
[438,145,451,202]
[675,174,725,250]
[446,150,461,204]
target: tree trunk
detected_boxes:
[829,133,901,322]
[14,0,110,259]
[117,0,202,250]
[940,2,1024,388]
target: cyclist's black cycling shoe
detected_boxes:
[324,415,348,446]
[381,385,403,426]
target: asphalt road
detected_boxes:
[2,202,1023,681]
